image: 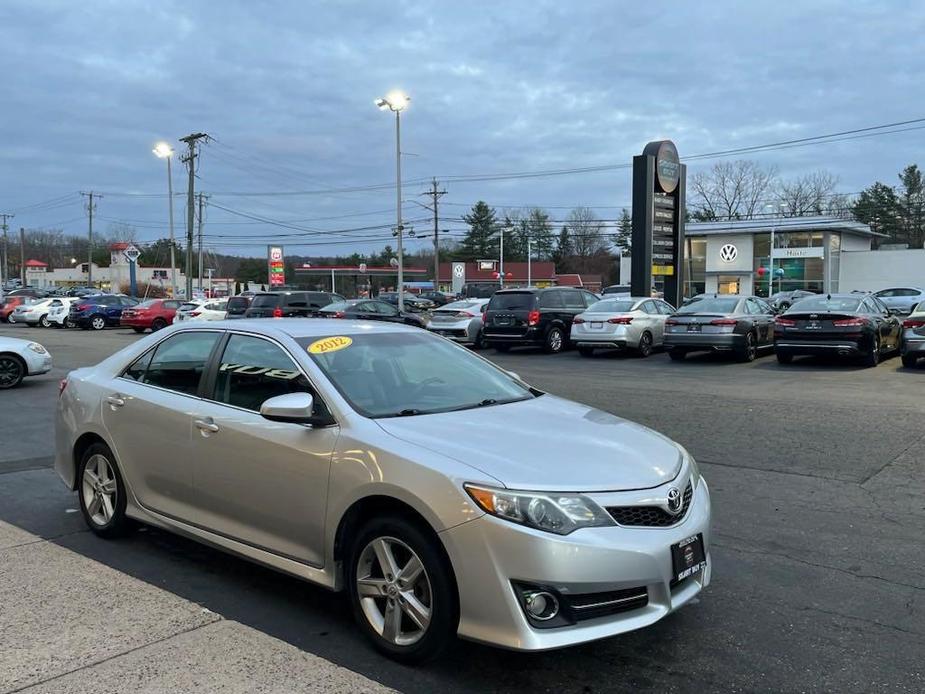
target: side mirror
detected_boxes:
[481,304,488,314]
[260,392,319,425]
[506,370,522,381]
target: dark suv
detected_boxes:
[483,287,599,353]
[244,291,345,318]
[224,295,252,319]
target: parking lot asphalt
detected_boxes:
[1,323,923,693]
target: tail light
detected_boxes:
[902,319,925,328]
[333,311,346,318]
[527,310,540,326]
[75,304,89,311]
[775,317,796,327]
[833,317,867,327]
[607,316,633,325]
[572,317,585,324]
[710,318,738,326]
[189,311,201,317]
[58,377,68,397]
[272,306,283,318]
[456,311,475,318]
[665,318,679,326]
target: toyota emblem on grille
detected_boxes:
[666,487,683,515]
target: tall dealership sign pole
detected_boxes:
[630,140,686,308]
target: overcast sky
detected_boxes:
[3,0,925,258]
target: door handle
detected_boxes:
[194,418,220,433]
[106,395,125,408]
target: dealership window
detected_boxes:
[828,233,840,293]
[683,238,706,297]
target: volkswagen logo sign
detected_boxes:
[719,244,738,263]
[666,487,683,515]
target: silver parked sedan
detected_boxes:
[55,320,711,662]
[425,298,490,348]
[570,297,675,357]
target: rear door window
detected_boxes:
[537,291,564,309]
[562,291,585,309]
[142,332,221,396]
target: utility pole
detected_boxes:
[527,236,532,287]
[196,192,208,291]
[179,133,208,298]
[80,192,99,286]
[19,227,25,286]
[421,178,446,291]
[0,213,12,286]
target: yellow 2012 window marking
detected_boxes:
[307,336,353,355]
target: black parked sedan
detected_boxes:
[773,293,901,367]
[318,299,425,327]
[663,295,775,362]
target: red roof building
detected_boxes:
[24,259,48,268]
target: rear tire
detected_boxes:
[901,353,918,368]
[39,314,51,328]
[776,351,793,364]
[90,315,106,331]
[493,344,511,353]
[864,337,881,368]
[637,331,653,358]
[577,345,595,357]
[668,348,686,361]
[472,330,488,350]
[77,443,134,538]
[736,331,758,363]
[347,515,458,664]
[151,318,167,332]
[543,326,565,354]
[132,327,145,334]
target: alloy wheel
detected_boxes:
[91,316,106,330]
[547,328,563,353]
[81,454,118,527]
[40,314,50,328]
[0,356,24,389]
[638,331,653,357]
[356,536,433,647]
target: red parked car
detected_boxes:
[0,296,28,323]
[119,299,182,333]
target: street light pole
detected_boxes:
[499,225,505,288]
[527,236,532,287]
[376,91,410,312]
[154,144,179,298]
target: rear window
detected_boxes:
[178,302,199,311]
[488,292,536,311]
[226,297,249,310]
[602,286,631,295]
[790,296,861,313]
[588,299,635,313]
[676,298,740,314]
[323,301,350,312]
[251,294,281,308]
[442,300,479,311]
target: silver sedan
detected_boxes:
[425,298,489,348]
[900,300,925,368]
[570,297,675,357]
[55,320,711,662]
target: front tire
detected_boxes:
[736,331,758,362]
[543,326,565,354]
[863,337,881,368]
[78,443,134,538]
[347,516,457,664]
[901,353,918,368]
[0,354,25,389]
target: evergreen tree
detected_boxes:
[852,181,902,241]
[613,208,632,256]
[525,208,554,259]
[897,164,925,248]
[551,226,573,271]
[459,201,499,259]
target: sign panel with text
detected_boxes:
[268,246,285,287]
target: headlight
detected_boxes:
[465,484,614,535]
[27,343,48,355]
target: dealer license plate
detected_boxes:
[687,324,701,333]
[589,321,603,330]
[671,533,706,584]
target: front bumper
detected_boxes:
[440,479,712,651]
[23,350,53,375]
[663,333,742,352]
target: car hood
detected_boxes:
[375,394,682,492]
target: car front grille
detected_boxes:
[606,481,693,527]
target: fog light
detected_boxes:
[523,590,559,621]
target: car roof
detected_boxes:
[170,318,417,339]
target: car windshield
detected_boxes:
[790,296,862,312]
[488,292,535,310]
[251,294,280,308]
[587,299,635,313]
[676,297,739,314]
[299,331,535,418]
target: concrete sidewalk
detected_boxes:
[0,520,393,694]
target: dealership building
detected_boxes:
[622,216,924,298]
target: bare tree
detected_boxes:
[566,207,609,257]
[690,160,778,220]
[776,170,840,216]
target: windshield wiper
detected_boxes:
[395,408,422,416]
[477,399,498,407]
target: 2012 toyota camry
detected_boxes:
[54,320,711,662]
